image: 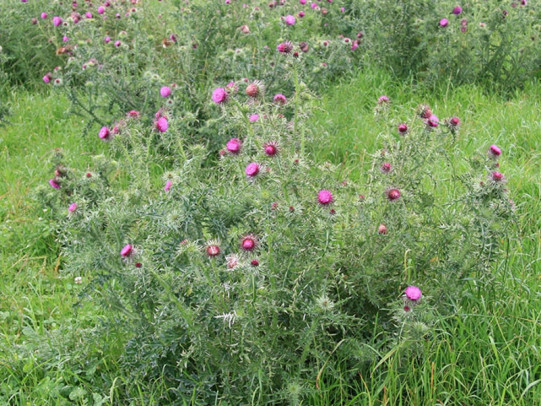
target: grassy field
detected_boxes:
[1,70,540,404]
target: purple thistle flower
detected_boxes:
[212,87,228,104]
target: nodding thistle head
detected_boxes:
[241,235,258,251]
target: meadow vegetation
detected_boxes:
[0,0,539,404]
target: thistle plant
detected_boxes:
[33,0,360,138]
[351,0,540,92]
[38,75,514,402]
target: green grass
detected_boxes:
[1,72,540,404]
[0,90,113,405]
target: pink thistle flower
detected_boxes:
[160,86,171,98]
[249,114,259,122]
[378,224,388,234]
[491,171,504,182]
[99,126,110,140]
[98,6,105,14]
[41,12,48,19]
[114,40,121,47]
[273,94,287,105]
[318,189,333,205]
[351,43,359,51]
[300,0,306,4]
[381,162,392,173]
[226,138,242,154]
[264,141,278,156]
[440,18,449,27]
[212,87,228,104]
[53,16,63,26]
[298,11,305,17]
[378,95,390,104]
[386,188,401,201]
[245,162,260,177]
[426,114,439,127]
[68,202,78,213]
[127,110,140,118]
[241,235,257,251]
[155,116,169,132]
[488,144,502,158]
[405,286,422,301]
[42,73,52,84]
[206,243,221,257]
[452,6,463,15]
[49,178,61,189]
[164,180,172,191]
[277,41,293,54]
[398,123,408,134]
[121,244,133,257]
[104,36,111,43]
[284,15,296,25]
[251,259,259,266]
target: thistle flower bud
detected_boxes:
[386,188,401,201]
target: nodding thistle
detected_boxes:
[121,244,133,257]
[241,235,258,252]
[488,144,502,158]
[318,190,333,205]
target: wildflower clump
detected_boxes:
[39,82,514,403]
